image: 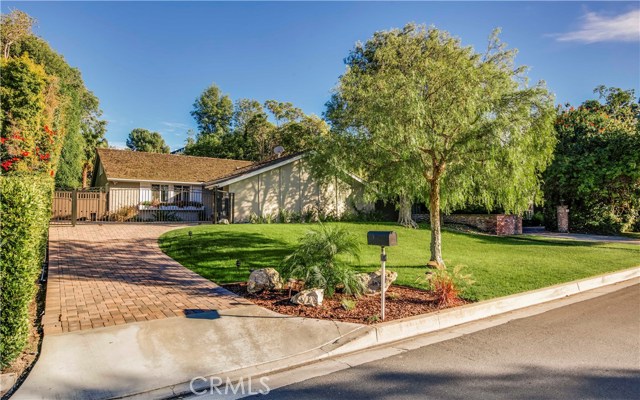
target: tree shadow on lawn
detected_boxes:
[161,231,296,283]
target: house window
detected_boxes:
[174,185,190,203]
[151,184,169,202]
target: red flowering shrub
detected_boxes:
[1,56,61,175]
[0,126,57,173]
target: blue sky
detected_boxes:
[4,1,639,150]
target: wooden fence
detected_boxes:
[51,188,234,225]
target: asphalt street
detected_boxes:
[255,284,640,400]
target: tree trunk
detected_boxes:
[82,164,89,188]
[397,195,418,228]
[428,178,444,268]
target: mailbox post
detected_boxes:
[367,231,397,321]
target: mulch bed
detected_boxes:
[222,282,466,324]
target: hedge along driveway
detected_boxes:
[159,222,640,301]
[0,174,53,367]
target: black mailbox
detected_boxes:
[367,231,398,247]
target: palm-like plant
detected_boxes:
[280,224,364,297]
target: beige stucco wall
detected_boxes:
[230,175,260,222]
[228,159,366,222]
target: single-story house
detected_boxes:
[91,148,367,222]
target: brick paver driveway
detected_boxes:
[43,224,252,334]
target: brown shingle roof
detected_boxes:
[96,148,254,183]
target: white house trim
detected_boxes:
[205,155,304,189]
[110,178,205,186]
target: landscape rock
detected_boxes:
[218,218,230,225]
[247,268,283,293]
[356,269,398,295]
[291,288,324,307]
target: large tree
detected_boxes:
[185,84,327,161]
[80,93,108,187]
[266,101,328,157]
[191,83,234,136]
[321,24,556,266]
[0,9,35,59]
[231,98,275,160]
[543,87,640,234]
[126,128,170,153]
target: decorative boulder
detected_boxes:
[356,270,398,295]
[218,218,230,225]
[291,288,324,307]
[247,268,283,294]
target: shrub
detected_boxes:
[111,205,138,222]
[301,207,318,223]
[1,55,62,176]
[280,224,365,297]
[248,212,277,224]
[425,265,474,307]
[340,298,357,311]
[341,209,386,223]
[278,209,297,223]
[366,314,380,323]
[150,209,182,222]
[386,291,400,301]
[543,88,640,234]
[523,211,544,227]
[262,213,276,224]
[0,173,53,368]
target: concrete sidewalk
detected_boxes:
[12,305,364,400]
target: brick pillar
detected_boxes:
[557,205,569,233]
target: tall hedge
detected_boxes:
[0,173,53,368]
[543,87,640,234]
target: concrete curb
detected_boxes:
[325,266,640,356]
[128,266,640,399]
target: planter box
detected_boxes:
[138,205,204,211]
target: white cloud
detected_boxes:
[161,121,189,132]
[554,9,640,43]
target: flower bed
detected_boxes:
[223,282,466,324]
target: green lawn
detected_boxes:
[159,222,640,301]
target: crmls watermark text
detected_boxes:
[190,376,270,396]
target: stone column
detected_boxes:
[557,205,569,233]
